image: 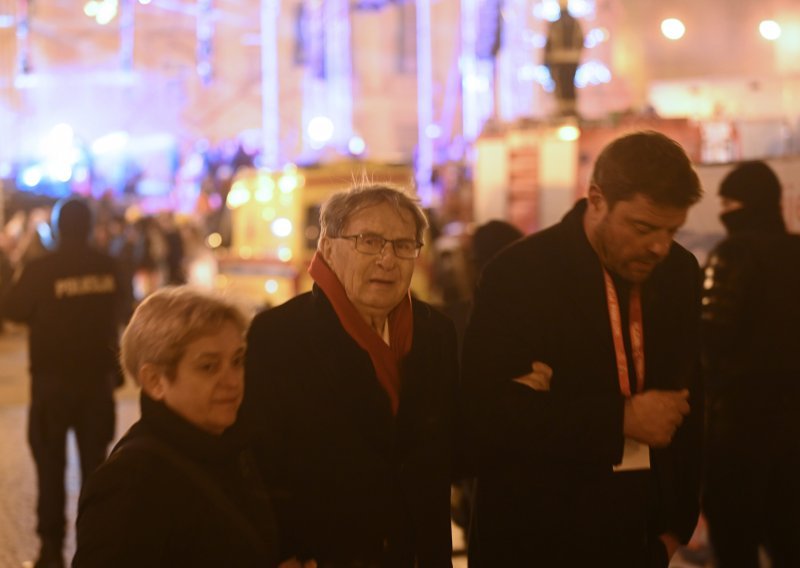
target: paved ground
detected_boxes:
[0,325,140,567]
[0,323,714,568]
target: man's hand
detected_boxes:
[623,389,690,448]
[512,361,553,392]
[659,532,681,560]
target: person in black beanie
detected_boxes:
[2,198,123,568]
[701,160,800,567]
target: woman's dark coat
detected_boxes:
[73,394,278,567]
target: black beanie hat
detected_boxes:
[53,198,92,243]
[472,220,523,273]
[718,161,782,210]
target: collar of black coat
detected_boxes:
[128,392,244,465]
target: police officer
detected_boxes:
[3,197,122,568]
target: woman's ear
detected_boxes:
[139,364,166,400]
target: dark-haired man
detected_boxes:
[463,131,704,567]
[4,198,122,568]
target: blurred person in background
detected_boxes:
[0,232,13,332]
[701,161,800,568]
[544,0,584,116]
[240,184,459,567]
[471,220,524,277]
[462,131,704,567]
[10,207,52,273]
[73,286,311,567]
[447,219,523,544]
[2,198,122,568]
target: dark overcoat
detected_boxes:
[240,286,458,567]
[462,199,704,567]
[73,395,279,567]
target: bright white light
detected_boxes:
[584,27,608,49]
[464,74,490,93]
[206,233,223,248]
[271,218,293,238]
[21,166,43,187]
[255,175,275,202]
[91,131,129,154]
[518,64,556,92]
[40,124,75,156]
[188,257,216,288]
[264,279,279,294]
[84,1,100,17]
[226,182,251,209]
[557,125,580,141]
[138,0,152,4]
[50,163,74,183]
[85,0,118,24]
[307,116,334,144]
[575,60,612,87]
[661,18,686,40]
[348,136,366,155]
[426,124,442,139]
[73,165,90,183]
[278,175,298,194]
[567,0,595,19]
[760,20,781,41]
[277,247,293,262]
[533,0,561,22]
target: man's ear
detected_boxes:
[319,236,333,264]
[587,184,606,211]
[139,364,166,401]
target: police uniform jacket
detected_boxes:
[4,242,121,380]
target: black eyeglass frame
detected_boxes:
[333,233,424,259]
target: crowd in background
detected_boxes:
[0,200,217,332]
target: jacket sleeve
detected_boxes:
[461,257,625,469]
[653,256,704,545]
[701,240,753,389]
[2,262,43,323]
[73,459,168,567]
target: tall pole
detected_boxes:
[119,0,134,71]
[460,0,480,141]
[324,0,352,147]
[261,0,280,169]
[16,0,31,76]
[197,0,214,85]
[415,0,434,206]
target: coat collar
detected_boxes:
[553,199,612,341]
[553,199,688,359]
[305,286,436,421]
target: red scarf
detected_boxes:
[308,251,413,415]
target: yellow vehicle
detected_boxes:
[216,160,427,311]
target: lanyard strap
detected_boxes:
[603,270,645,397]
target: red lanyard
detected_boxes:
[603,270,645,397]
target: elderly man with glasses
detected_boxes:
[239,184,459,567]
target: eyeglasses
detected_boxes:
[334,233,423,259]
